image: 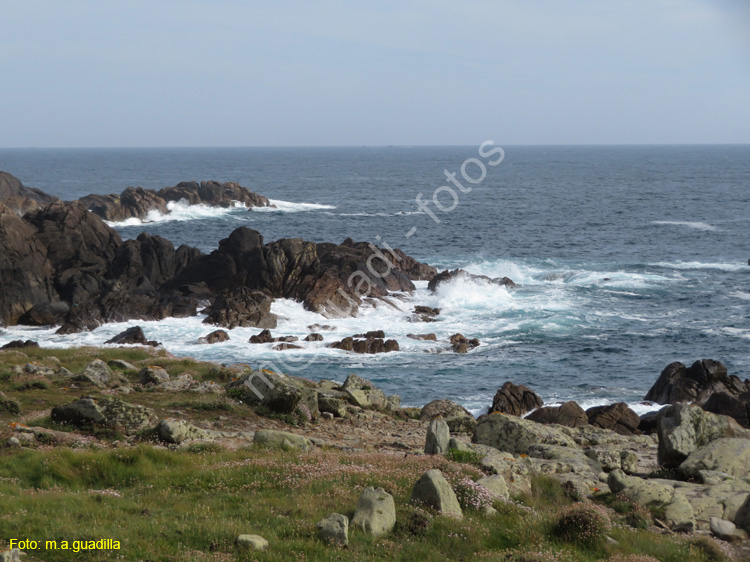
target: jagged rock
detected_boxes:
[341,374,386,409]
[586,403,641,435]
[316,513,349,546]
[75,359,115,387]
[253,429,313,452]
[105,326,160,346]
[202,287,277,329]
[330,336,399,354]
[679,438,750,479]
[157,419,213,444]
[490,381,543,416]
[236,534,268,551]
[138,366,170,386]
[428,268,515,292]
[353,330,385,339]
[304,333,323,342]
[407,333,437,341]
[1,339,39,349]
[351,487,396,537]
[420,399,476,434]
[449,333,479,353]
[526,401,588,428]
[249,329,274,343]
[201,329,229,344]
[657,403,750,468]
[410,469,463,518]
[473,413,577,454]
[425,418,450,454]
[51,396,156,434]
[18,301,70,326]
[227,369,318,414]
[0,171,58,215]
[412,306,440,322]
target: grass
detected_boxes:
[0,446,731,562]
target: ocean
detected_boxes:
[1,145,748,415]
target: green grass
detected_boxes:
[0,446,730,562]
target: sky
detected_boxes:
[2,0,749,147]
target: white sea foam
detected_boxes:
[651,220,717,231]
[730,291,750,301]
[105,200,248,227]
[649,261,747,272]
[254,199,336,212]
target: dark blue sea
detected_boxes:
[1,145,748,414]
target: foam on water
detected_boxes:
[649,261,748,272]
[651,220,717,231]
[256,199,336,212]
[105,200,248,227]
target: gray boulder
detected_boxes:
[710,517,749,542]
[75,359,114,387]
[351,487,396,537]
[473,412,577,454]
[51,396,156,435]
[236,534,268,551]
[679,438,750,479]
[253,429,313,452]
[316,513,349,546]
[420,399,476,434]
[425,418,450,455]
[157,419,213,444]
[138,366,170,385]
[410,469,463,518]
[226,369,318,415]
[341,374,386,409]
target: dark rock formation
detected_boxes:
[1,339,39,349]
[105,326,159,346]
[490,381,544,416]
[249,329,275,344]
[304,333,323,342]
[0,171,58,215]
[644,359,750,427]
[353,330,385,339]
[407,333,437,341]
[330,336,400,354]
[526,401,588,427]
[428,268,515,292]
[412,305,440,322]
[586,402,642,436]
[449,333,479,353]
[202,330,230,344]
[78,180,272,222]
[202,287,277,329]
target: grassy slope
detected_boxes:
[0,348,734,562]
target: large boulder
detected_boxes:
[105,326,159,346]
[75,359,115,387]
[586,403,641,436]
[351,487,396,537]
[51,397,157,434]
[410,470,463,518]
[157,419,213,444]
[226,369,318,415]
[420,399,476,434]
[425,418,450,455]
[657,403,750,468]
[341,374,386,409]
[490,381,543,416]
[526,401,588,428]
[473,412,577,454]
[679,438,750,479]
[253,429,313,452]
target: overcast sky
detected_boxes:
[2,0,749,147]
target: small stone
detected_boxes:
[236,534,268,551]
[7,437,21,448]
[317,513,349,546]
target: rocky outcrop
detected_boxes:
[105,326,160,346]
[526,401,588,428]
[473,413,577,454]
[253,429,313,452]
[644,359,750,427]
[51,396,157,434]
[202,288,277,329]
[0,171,58,215]
[79,180,272,222]
[449,333,479,353]
[200,330,230,344]
[410,470,463,518]
[329,336,399,354]
[489,381,543,416]
[678,438,750,479]
[586,402,641,436]
[227,369,319,415]
[420,399,476,434]
[427,268,515,292]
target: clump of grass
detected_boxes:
[687,535,736,562]
[11,376,50,391]
[552,504,611,548]
[445,448,483,465]
[169,399,233,412]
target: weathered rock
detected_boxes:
[425,418,450,454]
[249,329,274,343]
[304,333,323,342]
[710,516,749,542]
[449,333,479,353]
[608,470,676,506]
[526,401,588,428]
[351,487,396,536]
[316,513,349,546]
[476,474,509,498]
[1,339,39,349]
[0,547,23,562]
[107,359,137,370]
[407,333,437,341]
[0,171,58,215]
[76,359,115,387]
[490,381,543,416]
[105,326,159,346]
[51,396,156,434]
[138,366,170,386]
[420,399,476,434]
[428,268,515,292]
[18,301,70,326]
[202,287,277,329]
[199,329,230,344]
[679,438,750,479]
[236,534,268,551]
[702,392,750,429]
[341,374,386,409]
[272,343,302,350]
[157,419,213,444]
[317,392,348,418]
[586,402,641,435]
[227,369,318,414]
[473,413,577,454]
[410,469,463,518]
[330,336,399,354]
[657,403,750,468]
[735,494,750,532]
[253,429,313,452]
